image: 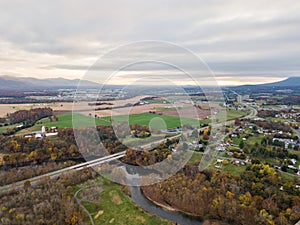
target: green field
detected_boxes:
[230,131,264,147]
[221,164,247,176]
[32,113,111,130]
[206,158,248,177]
[216,109,245,122]
[74,178,168,225]
[0,124,21,133]
[29,112,208,131]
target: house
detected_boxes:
[273,165,281,170]
[169,146,176,152]
[232,160,240,166]
[197,144,204,148]
[35,133,43,139]
[287,165,297,170]
[216,146,225,152]
[45,132,58,137]
[291,158,297,165]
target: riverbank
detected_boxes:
[140,187,205,219]
[140,188,229,225]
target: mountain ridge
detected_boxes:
[228,76,300,89]
[0,75,100,91]
[0,75,299,91]
[258,77,300,87]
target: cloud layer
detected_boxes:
[0,0,299,85]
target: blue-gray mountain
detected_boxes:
[0,75,100,91]
[258,77,300,87]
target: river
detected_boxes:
[130,186,203,225]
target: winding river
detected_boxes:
[130,186,203,225]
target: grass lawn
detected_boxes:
[0,124,21,133]
[187,152,203,165]
[259,158,280,165]
[230,134,264,147]
[29,112,208,131]
[206,158,247,177]
[289,150,300,167]
[216,109,245,122]
[266,117,295,123]
[261,105,281,109]
[245,136,264,146]
[289,150,300,158]
[281,173,298,182]
[74,178,169,225]
[221,164,247,176]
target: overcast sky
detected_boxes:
[0,0,300,86]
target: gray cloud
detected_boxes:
[0,0,299,84]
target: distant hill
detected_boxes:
[229,77,300,94]
[230,77,300,89]
[258,77,300,87]
[0,75,100,91]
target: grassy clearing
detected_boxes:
[221,164,247,176]
[75,178,169,225]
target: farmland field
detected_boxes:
[29,112,209,131]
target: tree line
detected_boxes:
[8,107,53,124]
[0,168,97,225]
[142,164,300,225]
